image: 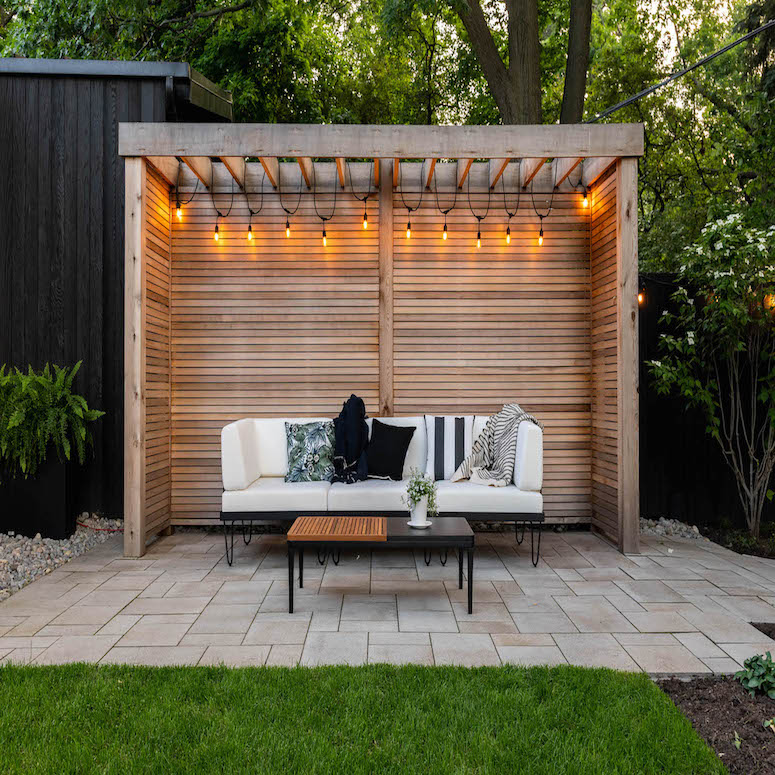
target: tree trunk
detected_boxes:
[560,0,592,123]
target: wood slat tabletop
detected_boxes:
[287,516,387,542]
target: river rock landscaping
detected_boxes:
[0,515,122,601]
[640,516,707,540]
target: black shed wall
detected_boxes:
[1,74,166,517]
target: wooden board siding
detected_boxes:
[589,169,619,544]
[392,162,591,520]
[144,165,172,539]
[169,163,380,522]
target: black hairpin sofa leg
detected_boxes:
[515,520,525,545]
[224,521,235,566]
[531,523,541,567]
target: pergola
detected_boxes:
[119,123,643,557]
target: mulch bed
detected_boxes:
[661,676,775,774]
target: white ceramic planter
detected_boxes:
[409,496,429,527]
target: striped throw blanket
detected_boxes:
[451,403,542,487]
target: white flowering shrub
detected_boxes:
[650,212,775,537]
[402,468,438,516]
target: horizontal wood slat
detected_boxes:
[288,516,387,542]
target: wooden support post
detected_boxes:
[457,158,473,189]
[378,159,394,416]
[124,158,147,558]
[335,158,346,188]
[221,156,246,189]
[616,157,639,554]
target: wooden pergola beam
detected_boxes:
[259,157,279,188]
[220,156,246,189]
[520,158,547,188]
[181,156,212,188]
[582,156,617,188]
[120,123,645,160]
[456,158,473,189]
[144,156,179,187]
[297,157,313,189]
[373,158,380,187]
[553,157,583,188]
[424,158,437,189]
[393,158,399,188]
[489,158,510,189]
[335,158,346,189]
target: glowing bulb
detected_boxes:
[764,293,774,311]
[583,190,588,208]
[322,228,327,247]
[506,226,511,245]
[476,230,481,249]
[406,220,411,239]
[638,292,644,305]
[363,210,368,230]
[176,204,182,220]
[442,222,447,240]
[538,227,543,247]
[214,223,219,242]
[285,218,290,238]
[247,224,253,241]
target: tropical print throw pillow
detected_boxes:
[285,421,336,482]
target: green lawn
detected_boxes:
[0,663,724,774]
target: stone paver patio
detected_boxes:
[2,528,775,673]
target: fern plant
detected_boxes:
[0,361,104,482]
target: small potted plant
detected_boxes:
[0,361,104,539]
[403,468,438,528]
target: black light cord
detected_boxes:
[311,163,338,223]
[501,159,521,218]
[211,175,235,219]
[278,163,303,217]
[346,160,374,204]
[245,170,266,218]
[398,160,426,214]
[175,160,199,207]
[529,162,557,219]
[466,165,492,221]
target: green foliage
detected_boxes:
[403,467,438,515]
[0,362,104,482]
[735,651,775,699]
[650,212,775,535]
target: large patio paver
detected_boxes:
[552,633,639,671]
[301,632,368,666]
[430,634,500,666]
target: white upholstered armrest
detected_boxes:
[514,423,543,491]
[221,419,261,490]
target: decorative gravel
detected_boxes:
[0,515,123,602]
[640,516,708,540]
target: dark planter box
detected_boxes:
[0,457,78,540]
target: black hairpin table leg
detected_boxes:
[288,546,294,613]
[299,547,304,589]
[467,548,474,615]
[458,549,464,590]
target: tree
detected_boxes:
[650,213,775,537]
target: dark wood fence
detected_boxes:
[639,273,774,529]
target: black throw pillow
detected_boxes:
[367,419,415,481]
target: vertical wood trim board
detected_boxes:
[123,158,147,556]
[144,163,172,540]
[392,163,591,520]
[169,163,380,521]
[615,158,639,553]
[589,169,619,545]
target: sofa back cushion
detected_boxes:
[254,417,331,478]
[221,419,261,490]
[366,416,426,479]
[424,415,474,480]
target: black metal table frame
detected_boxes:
[286,535,475,615]
[220,509,543,567]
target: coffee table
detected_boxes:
[286,516,475,614]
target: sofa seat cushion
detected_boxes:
[328,480,407,512]
[436,481,542,514]
[222,478,330,513]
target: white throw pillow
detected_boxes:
[424,415,474,480]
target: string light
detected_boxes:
[476,228,481,249]
[285,217,291,238]
[312,164,338,248]
[247,222,253,241]
[538,216,544,247]
[443,220,448,240]
[638,287,645,306]
[245,167,265,243]
[322,227,327,246]
[530,164,556,249]
[433,170,457,243]
[467,169,491,253]
[278,162,302,239]
[506,225,511,245]
[214,218,220,242]
[176,201,182,220]
[346,159,375,235]
[362,208,368,229]
[406,219,411,239]
[209,174,234,245]
[582,188,589,208]
[173,160,199,221]
[500,161,520,248]
[398,160,426,241]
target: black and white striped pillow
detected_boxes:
[424,416,474,480]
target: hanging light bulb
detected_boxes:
[582,188,588,208]
[285,217,290,238]
[406,219,411,239]
[176,201,182,221]
[362,208,368,230]
[638,288,645,306]
[247,222,253,241]
[538,218,544,247]
[506,225,511,245]
[214,220,220,242]
[322,227,327,247]
[442,220,448,241]
[476,229,481,249]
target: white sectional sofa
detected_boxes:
[220,415,544,563]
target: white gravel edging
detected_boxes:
[0,515,123,602]
[640,516,708,540]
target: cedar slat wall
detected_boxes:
[589,170,619,543]
[169,163,379,522]
[144,165,172,538]
[393,163,591,520]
